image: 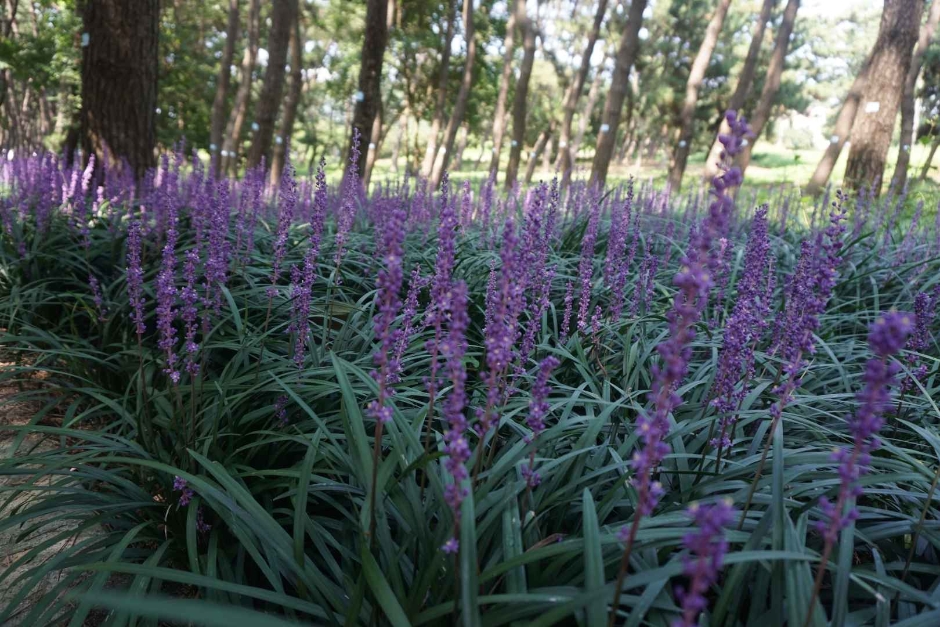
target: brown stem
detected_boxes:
[803,540,834,627]
[895,456,940,603]
[736,412,779,531]
[608,513,641,627]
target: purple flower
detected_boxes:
[334,128,361,276]
[560,280,574,343]
[268,163,297,299]
[628,111,750,522]
[156,202,180,385]
[901,292,934,394]
[523,355,560,487]
[610,184,639,321]
[576,195,602,330]
[442,281,470,549]
[392,266,427,383]
[173,476,194,507]
[181,249,201,375]
[816,312,913,544]
[442,537,460,554]
[203,181,231,319]
[673,499,736,627]
[367,202,406,425]
[274,395,289,425]
[127,220,146,337]
[88,274,106,321]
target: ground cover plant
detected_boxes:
[2,115,940,626]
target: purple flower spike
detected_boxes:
[442,281,471,546]
[523,355,560,487]
[673,499,736,627]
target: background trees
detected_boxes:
[0,0,937,193]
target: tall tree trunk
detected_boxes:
[571,67,603,170]
[390,109,406,173]
[667,0,733,192]
[589,0,648,187]
[703,0,775,181]
[346,0,388,179]
[429,0,476,188]
[920,134,939,181]
[80,0,159,177]
[735,0,800,175]
[222,0,261,175]
[892,0,940,188]
[363,101,384,186]
[804,54,872,195]
[524,126,552,184]
[247,0,297,170]
[844,0,924,195]
[555,0,609,182]
[210,0,240,178]
[488,9,518,179]
[420,0,457,177]
[269,10,303,186]
[504,0,536,190]
[453,123,469,170]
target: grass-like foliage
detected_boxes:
[2,124,940,627]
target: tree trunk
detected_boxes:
[210,0,240,178]
[420,0,457,177]
[453,123,469,170]
[892,0,940,188]
[804,54,872,195]
[390,109,406,173]
[504,0,536,190]
[488,9,517,179]
[524,127,552,184]
[555,0,609,182]
[735,0,800,175]
[845,0,924,195]
[363,101,384,186]
[429,0,476,188]
[346,0,388,179]
[571,67,603,168]
[667,0,733,192]
[80,0,159,177]
[247,0,297,170]
[589,0,648,187]
[919,134,939,181]
[222,0,260,175]
[269,10,304,186]
[703,0,775,181]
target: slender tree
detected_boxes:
[667,0,733,191]
[430,0,476,188]
[920,134,940,180]
[80,0,159,177]
[210,0,240,178]
[704,0,776,181]
[488,7,518,178]
[735,0,801,175]
[421,0,457,177]
[269,9,304,186]
[572,65,604,165]
[346,0,389,180]
[504,0,537,189]
[590,0,648,187]
[892,0,940,188]
[804,54,872,195]
[845,0,924,194]
[525,125,553,184]
[221,0,261,176]
[247,0,298,170]
[555,0,609,183]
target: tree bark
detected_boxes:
[222,0,260,175]
[420,0,457,177]
[589,0,648,187]
[346,0,388,179]
[363,100,384,186]
[571,67,603,170]
[919,134,939,181]
[892,0,940,188]
[453,123,469,170]
[524,126,552,184]
[504,0,537,190]
[735,0,800,175]
[703,0,775,181]
[269,10,304,186]
[247,0,297,170]
[555,0,609,182]
[488,8,518,179]
[210,0,240,178]
[429,0,476,188]
[845,0,924,195]
[804,54,872,195]
[80,0,159,177]
[667,0,733,192]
